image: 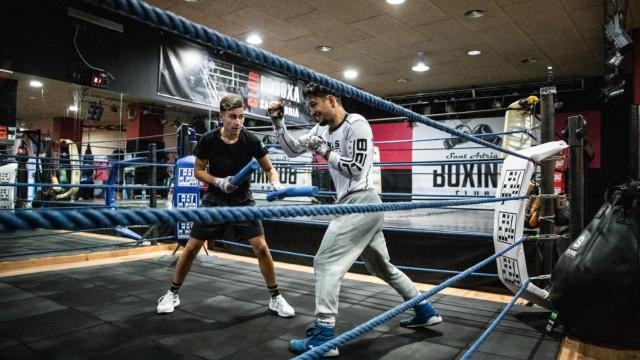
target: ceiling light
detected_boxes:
[315,45,333,52]
[520,57,539,64]
[396,78,409,83]
[29,80,43,88]
[68,105,79,112]
[343,69,358,80]
[386,0,406,4]
[0,68,14,74]
[246,33,263,45]
[464,9,485,18]
[467,50,482,56]
[412,62,429,72]
[412,52,429,72]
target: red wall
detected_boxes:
[371,122,413,170]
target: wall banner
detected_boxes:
[412,117,505,201]
[158,38,311,125]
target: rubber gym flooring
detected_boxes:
[0,253,561,359]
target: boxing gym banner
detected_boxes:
[251,129,313,201]
[412,117,504,202]
[158,38,311,125]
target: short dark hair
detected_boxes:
[219,94,243,112]
[303,83,341,103]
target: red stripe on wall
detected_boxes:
[371,121,413,170]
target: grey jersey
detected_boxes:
[276,114,375,201]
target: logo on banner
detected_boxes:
[412,119,505,199]
[176,193,198,208]
[499,169,525,197]
[176,222,193,240]
[497,211,518,244]
[499,255,522,287]
[178,168,198,187]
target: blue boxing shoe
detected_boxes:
[289,321,339,357]
[400,302,443,328]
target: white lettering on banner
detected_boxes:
[176,193,198,208]
[432,163,499,188]
[259,99,299,118]
[260,77,300,102]
[178,168,199,187]
[177,222,193,240]
[412,117,504,209]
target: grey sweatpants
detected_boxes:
[314,189,420,317]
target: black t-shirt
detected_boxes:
[194,128,268,204]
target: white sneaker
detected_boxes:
[157,290,180,314]
[269,294,295,318]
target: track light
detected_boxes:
[601,75,625,99]
[607,51,624,67]
[604,12,632,52]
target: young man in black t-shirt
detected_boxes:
[157,94,295,318]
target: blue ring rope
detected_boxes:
[0,196,525,232]
[215,240,498,278]
[459,280,530,359]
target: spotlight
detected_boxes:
[601,76,626,99]
[87,103,104,121]
[604,12,632,52]
[607,51,624,67]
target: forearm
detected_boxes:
[195,169,215,185]
[276,127,309,158]
[265,167,280,184]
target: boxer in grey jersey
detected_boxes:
[269,83,442,357]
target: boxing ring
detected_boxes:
[0,0,577,359]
